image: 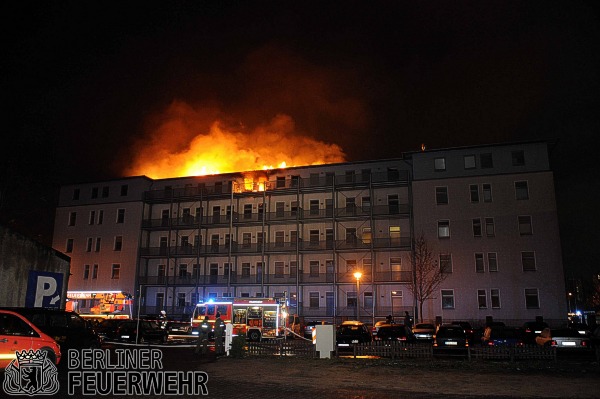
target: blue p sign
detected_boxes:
[25,271,64,308]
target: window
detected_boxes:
[440,254,452,273]
[275,261,284,278]
[66,239,74,253]
[346,259,357,273]
[525,288,540,309]
[111,264,120,279]
[512,150,525,166]
[480,153,493,168]
[472,218,482,237]
[69,212,77,226]
[91,187,98,199]
[88,210,95,225]
[241,262,250,277]
[157,264,166,277]
[73,188,80,200]
[120,184,129,196]
[92,264,98,279]
[390,258,401,272]
[289,261,297,277]
[485,217,495,237]
[309,292,319,308]
[470,184,479,203]
[475,253,485,273]
[488,253,498,272]
[114,236,123,251]
[441,290,455,309]
[518,215,533,235]
[192,264,200,278]
[275,231,285,247]
[345,197,356,214]
[155,293,164,309]
[522,251,536,271]
[477,289,487,308]
[83,265,90,280]
[345,170,355,183]
[309,230,320,246]
[361,196,371,211]
[347,292,357,308]
[364,292,373,309]
[177,293,186,307]
[482,184,492,202]
[98,210,103,224]
[491,289,501,308]
[361,228,372,244]
[438,220,450,238]
[515,181,529,200]
[117,209,125,223]
[310,173,320,186]
[436,187,448,205]
[243,204,252,219]
[434,157,446,171]
[310,199,319,215]
[178,264,188,277]
[102,186,109,198]
[95,237,101,252]
[464,155,476,169]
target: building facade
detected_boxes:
[52,141,567,326]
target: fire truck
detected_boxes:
[191,297,297,341]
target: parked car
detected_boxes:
[523,320,549,344]
[433,324,469,348]
[591,325,600,348]
[481,326,524,346]
[371,320,388,338]
[336,321,371,349]
[115,320,169,344]
[412,323,435,341]
[304,321,332,339]
[95,318,128,341]
[451,321,475,342]
[166,320,192,335]
[550,328,591,350]
[568,322,591,337]
[1,307,101,351]
[374,324,415,342]
[0,309,62,367]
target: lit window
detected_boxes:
[441,290,455,309]
[464,155,476,169]
[438,220,450,238]
[434,157,446,171]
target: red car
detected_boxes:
[0,309,61,367]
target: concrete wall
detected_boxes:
[0,225,70,308]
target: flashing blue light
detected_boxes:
[208,298,214,303]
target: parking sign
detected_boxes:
[25,271,64,308]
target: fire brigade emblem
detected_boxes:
[3,349,59,396]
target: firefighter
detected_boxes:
[194,316,210,355]
[214,312,225,356]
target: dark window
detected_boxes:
[120,184,129,196]
[525,289,539,309]
[464,155,476,169]
[515,181,529,200]
[434,157,446,171]
[512,150,525,166]
[522,251,536,271]
[436,187,448,205]
[480,153,493,168]
[470,185,479,203]
[73,188,80,200]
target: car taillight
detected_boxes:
[487,341,494,346]
[582,340,588,347]
[399,337,406,341]
[551,340,557,346]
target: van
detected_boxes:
[0,309,62,367]
[1,307,101,351]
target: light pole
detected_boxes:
[568,292,573,314]
[354,271,362,321]
[391,291,397,321]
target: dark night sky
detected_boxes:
[1,1,599,284]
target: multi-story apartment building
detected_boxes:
[52,140,567,326]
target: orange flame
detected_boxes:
[125,105,346,179]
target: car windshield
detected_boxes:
[438,327,465,337]
[552,329,582,337]
[415,324,434,329]
[339,325,364,334]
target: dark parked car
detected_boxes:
[115,320,169,344]
[523,320,549,344]
[166,320,192,335]
[433,324,469,348]
[336,321,371,349]
[451,321,475,342]
[481,326,524,347]
[568,322,591,337]
[374,324,415,342]
[1,307,101,351]
[95,318,128,341]
[412,323,436,341]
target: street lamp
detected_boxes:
[567,292,573,314]
[354,271,362,321]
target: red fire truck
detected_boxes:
[191,297,295,341]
